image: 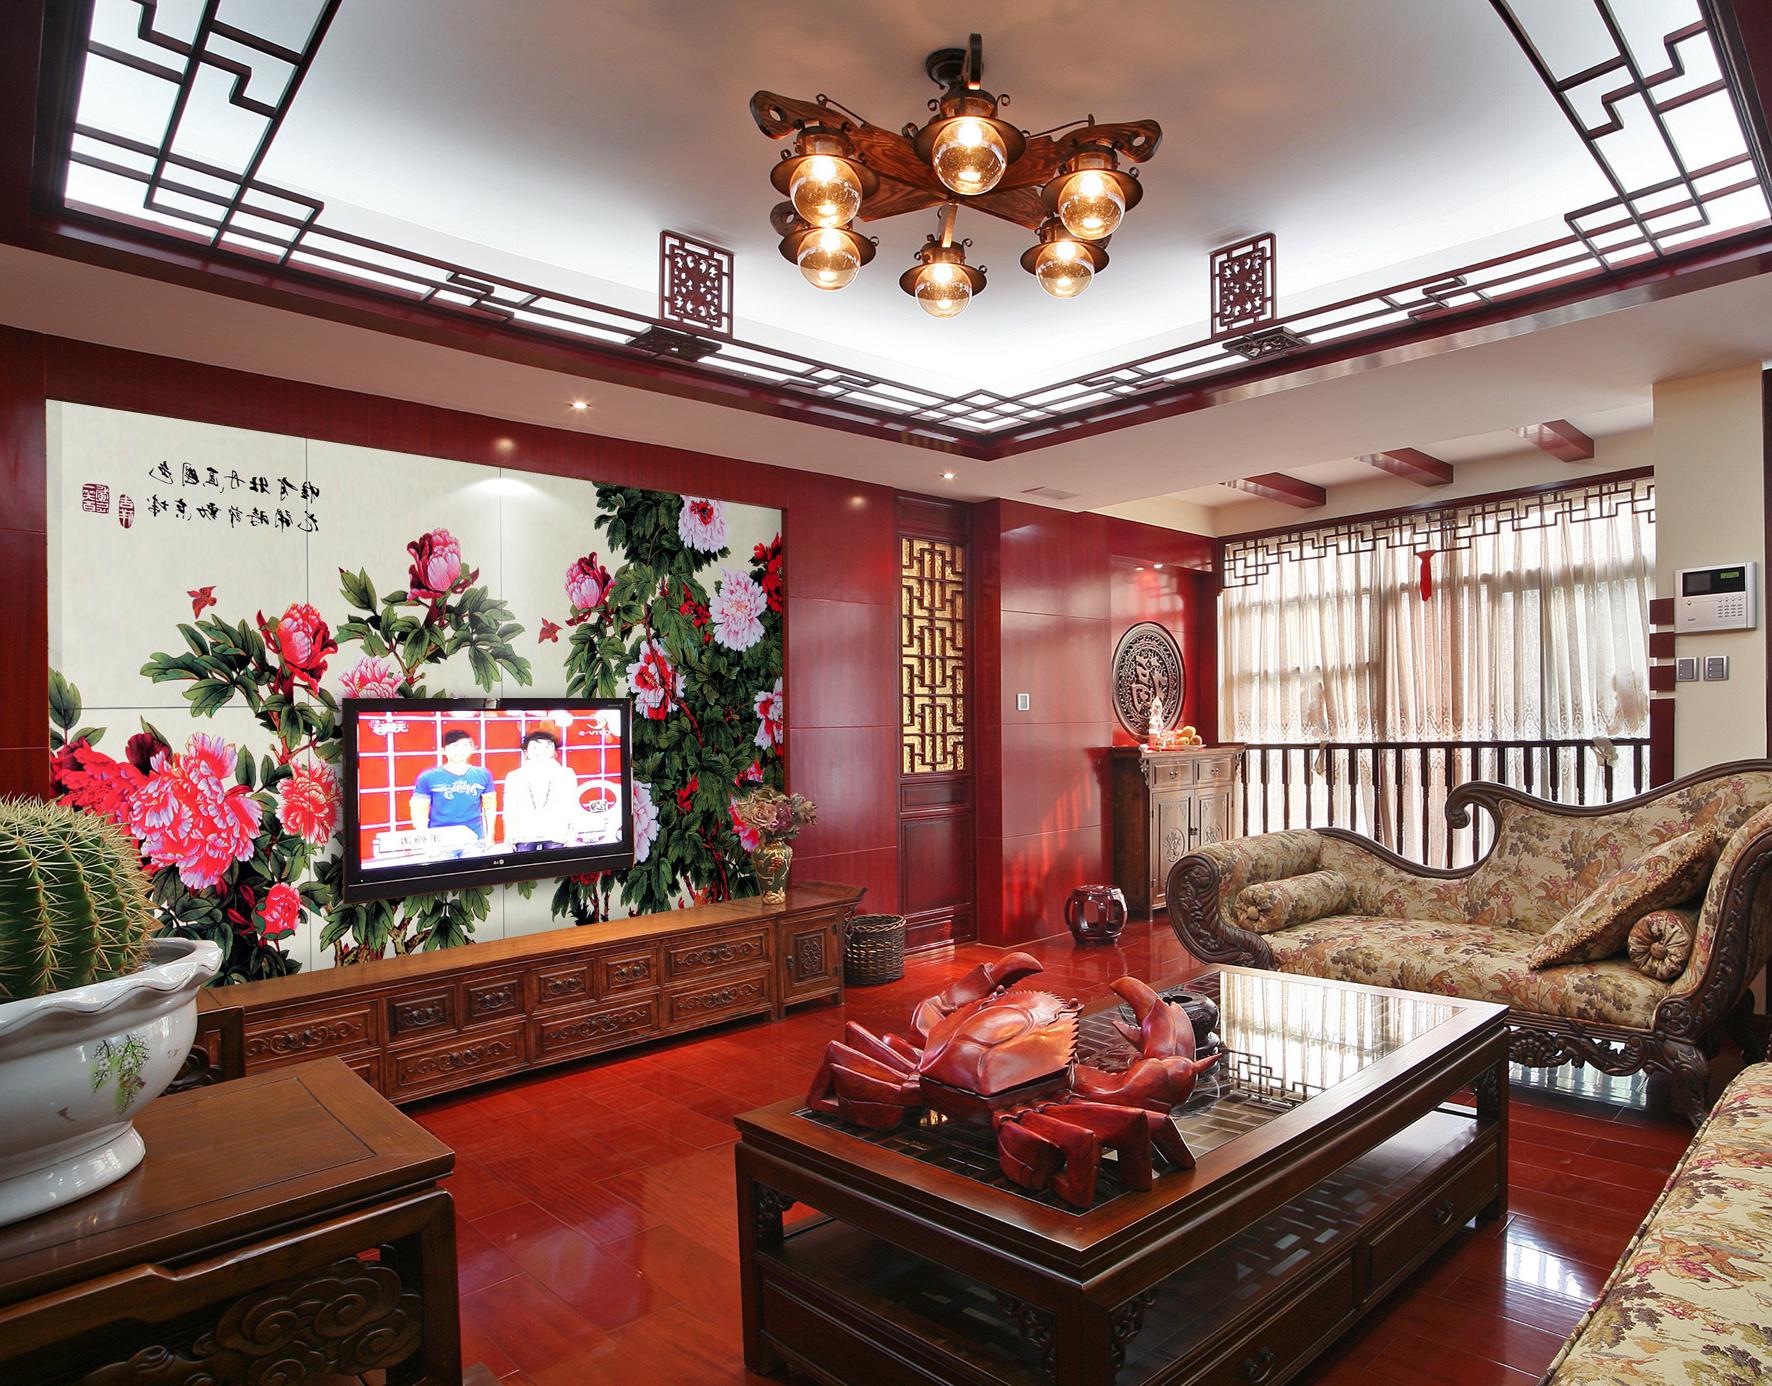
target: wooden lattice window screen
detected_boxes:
[900,536,967,774]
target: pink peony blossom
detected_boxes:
[565,552,612,615]
[258,603,336,694]
[339,655,401,699]
[129,734,263,889]
[710,569,767,652]
[407,528,463,598]
[631,780,660,864]
[677,497,728,553]
[277,763,339,846]
[257,882,302,940]
[754,678,784,751]
[627,638,684,720]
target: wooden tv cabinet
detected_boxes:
[223,882,862,1104]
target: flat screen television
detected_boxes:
[340,697,634,902]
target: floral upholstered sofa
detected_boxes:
[1166,762,1772,1122]
[1543,1062,1772,1384]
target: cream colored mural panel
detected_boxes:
[48,403,308,709]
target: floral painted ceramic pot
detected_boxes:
[754,842,793,905]
[0,938,220,1227]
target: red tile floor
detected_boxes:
[416,919,1714,1385]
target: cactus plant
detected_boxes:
[0,798,157,1002]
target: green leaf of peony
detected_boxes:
[48,669,81,731]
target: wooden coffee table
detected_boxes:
[735,966,1509,1386]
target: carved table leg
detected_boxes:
[736,1156,790,1377]
[1474,1055,1509,1222]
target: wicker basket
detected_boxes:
[844,913,906,986]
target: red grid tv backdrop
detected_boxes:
[354,709,625,862]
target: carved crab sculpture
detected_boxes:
[807,953,1220,1208]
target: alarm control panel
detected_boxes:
[1676,562,1757,633]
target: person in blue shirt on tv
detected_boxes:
[410,729,495,847]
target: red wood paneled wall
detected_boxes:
[974,503,1215,945]
[0,328,903,912]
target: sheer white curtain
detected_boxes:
[1221,478,1654,861]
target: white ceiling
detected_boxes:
[76,0,1694,396]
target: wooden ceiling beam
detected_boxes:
[1514,419,1595,462]
[1223,473,1326,509]
[1359,448,1453,486]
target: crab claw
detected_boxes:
[1110,977,1196,1062]
[1070,1052,1222,1113]
[910,951,1044,1045]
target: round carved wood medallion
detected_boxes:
[1112,622,1186,738]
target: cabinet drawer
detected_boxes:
[534,961,593,1009]
[1153,758,1188,786]
[387,1021,525,1101]
[244,1004,375,1067]
[597,949,658,995]
[1368,1148,1500,1292]
[387,988,454,1039]
[533,996,660,1061]
[462,972,524,1026]
[665,929,768,982]
[667,972,771,1027]
[1194,755,1235,785]
[1196,1257,1357,1386]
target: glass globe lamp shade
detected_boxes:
[797,229,861,291]
[789,154,863,229]
[915,260,972,318]
[1058,169,1125,240]
[1034,240,1093,299]
[932,118,1008,196]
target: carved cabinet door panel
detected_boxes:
[1152,793,1192,908]
[1194,788,1232,849]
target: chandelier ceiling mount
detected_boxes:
[750,33,1162,317]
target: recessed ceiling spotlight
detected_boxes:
[1135,565,1144,571]
[1153,563,1164,570]
[942,470,957,480]
[570,400,589,411]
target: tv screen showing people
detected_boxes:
[341,698,633,900]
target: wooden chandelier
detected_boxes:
[750,34,1162,316]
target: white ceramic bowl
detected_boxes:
[0,937,221,1227]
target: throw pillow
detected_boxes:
[1528,828,1722,970]
[1627,907,1696,982]
[1234,870,1352,935]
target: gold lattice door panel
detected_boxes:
[900,537,967,774]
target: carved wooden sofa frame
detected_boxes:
[1166,762,1772,1124]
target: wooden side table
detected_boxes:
[0,1058,459,1385]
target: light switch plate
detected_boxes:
[1675,656,1699,682]
[1015,692,1031,711]
[1704,655,1730,681]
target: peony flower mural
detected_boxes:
[49,456,784,980]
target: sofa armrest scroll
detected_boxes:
[1165,830,1324,967]
[1655,822,1772,1041]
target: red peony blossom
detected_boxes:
[258,603,337,694]
[407,528,463,599]
[52,741,146,829]
[677,582,711,640]
[675,777,699,815]
[129,734,263,890]
[627,638,682,720]
[565,553,612,621]
[277,763,339,846]
[124,730,168,776]
[571,872,604,886]
[256,881,301,940]
[753,535,784,612]
[734,760,765,787]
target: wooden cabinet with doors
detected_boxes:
[1111,745,1245,915]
